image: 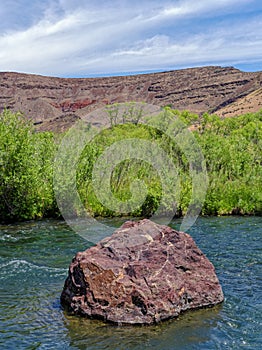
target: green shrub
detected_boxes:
[0,109,57,222]
[0,107,261,222]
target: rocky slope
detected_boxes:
[0,66,261,132]
[215,87,262,117]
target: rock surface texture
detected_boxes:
[61,219,224,325]
[1,66,261,132]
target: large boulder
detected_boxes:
[61,219,224,325]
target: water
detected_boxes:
[0,216,261,349]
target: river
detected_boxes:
[0,216,261,349]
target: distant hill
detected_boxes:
[0,66,261,132]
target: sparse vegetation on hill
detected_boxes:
[0,108,261,223]
[0,66,261,133]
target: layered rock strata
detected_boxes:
[1,66,261,131]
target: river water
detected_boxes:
[0,216,261,349]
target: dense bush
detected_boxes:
[0,108,261,223]
[196,111,262,215]
[0,109,58,222]
[76,123,166,217]
[76,108,262,217]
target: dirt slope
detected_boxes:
[215,87,262,117]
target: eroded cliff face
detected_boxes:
[0,66,261,132]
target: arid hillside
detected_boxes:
[215,87,262,117]
[0,66,261,132]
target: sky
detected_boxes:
[0,0,262,77]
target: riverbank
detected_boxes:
[0,108,261,223]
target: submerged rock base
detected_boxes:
[61,219,224,325]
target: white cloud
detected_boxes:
[0,0,261,76]
[142,0,252,24]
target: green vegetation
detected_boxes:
[76,123,166,217]
[196,112,262,215]
[0,109,58,222]
[0,107,261,223]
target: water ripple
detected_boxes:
[0,217,261,349]
[0,258,66,272]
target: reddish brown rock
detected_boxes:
[61,219,224,325]
[1,66,261,132]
